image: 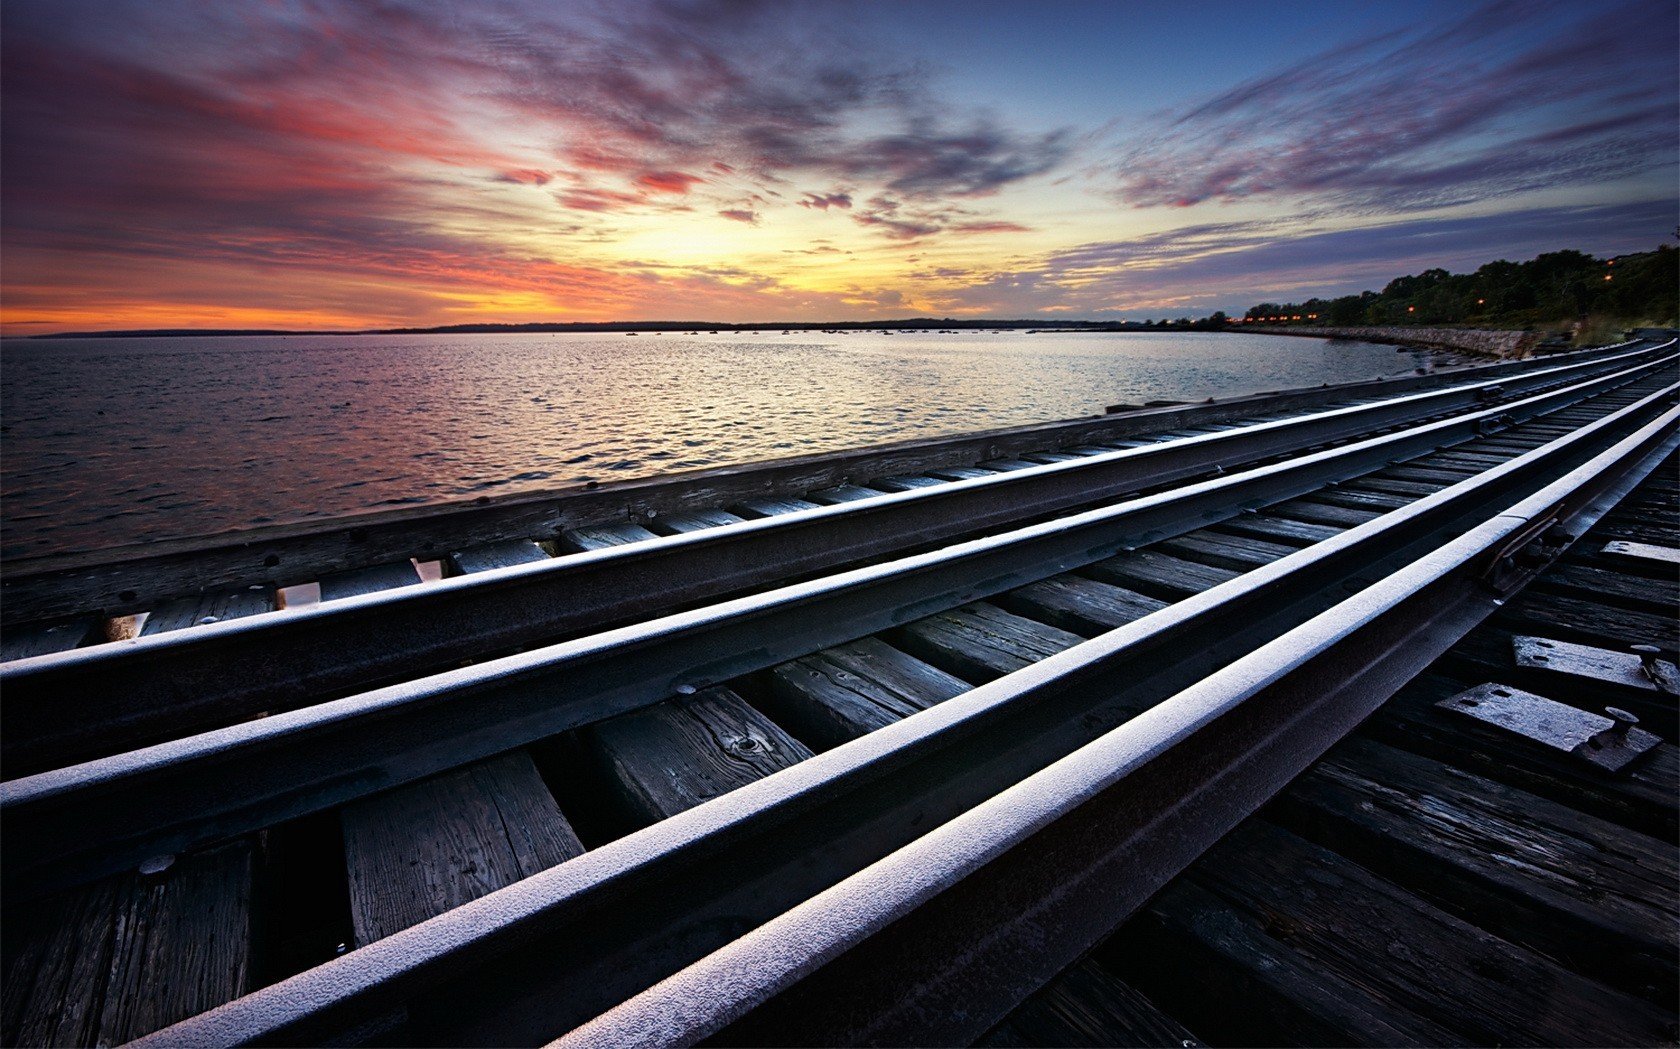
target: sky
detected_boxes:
[1,0,1675,334]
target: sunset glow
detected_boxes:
[2,0,1675,334]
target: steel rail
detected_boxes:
[1,340,1670,777]
[128,381,1679,1049]
[0,338,1649,629]
[2,356,1673,899]
[588,399,1680,1049]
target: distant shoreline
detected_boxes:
[18,319,1222,340]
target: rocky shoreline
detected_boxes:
[1248,325,1543,359]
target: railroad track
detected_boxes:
[1,337,1675,1046]
[1,338,1665,641]
[2,339,1669,772]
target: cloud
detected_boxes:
[0,0,1071,326]
[496,169,553,186]
[557,188,648,213]
[1112,0,1678,213]
[717,208,759,224]
[634,170,704,194]
[853,126,1070,198]
[953,221,1032,235]
[798,190,853,210]
[849,195,998,241]
[929,199,1676,317]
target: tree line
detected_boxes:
[1241,245,1678,328]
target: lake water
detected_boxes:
[1,329,1437,560]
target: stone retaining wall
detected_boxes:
[1249,326,1540,359]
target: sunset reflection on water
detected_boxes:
[0,329,1434,559]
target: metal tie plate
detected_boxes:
[1601,539,1680,566]
[1512,635,1680,695]
[1435,683,1662,773]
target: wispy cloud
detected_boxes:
[0,0,1069,276]
[929,199,1677,316]
[1112,0,1677,212]
[2,0,1673,332]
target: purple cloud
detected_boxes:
[1114,0,1678,212]
[933,199,1677,317]
[798,190,853,210]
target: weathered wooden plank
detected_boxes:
[1420,449,1512,471]
[1,842,253,1046]
[1021,451,1086,464]
[1305,487,1416,513]
[925,465,998,481]
[1185,821,1674,1047]
[807,484,885,505]
[1214,514,1343,546]
[1597,518,1680,548]
[978,457,1042,472]
[584,686,814,824]
[316,560,424,601]
[1271,736,1678,1000]
[1469,437,1552,454]
[1381,462,1481,483]
[57,579,269,1047]
[1496,591,1678,655]
[0,620,99,662]
[1603,501,1680,529]
[1367,673,1678,842]
[338,538,586,946]
[1157,530,1296,571]
[733,496,823,517]
[996,575,1168,637]
[648,508,746,535]
[891,601,1083,682]
[1514,421,1580,436]
[1065,444,1126,456]
[1083,549,1242,600]
[870,474,946,492]
[1544,409,1625,423]
[139,586,276,636]
[1610,507,1680,540]
[339,753,585,946]
[445,539,550,575]
[979,960,1203,1048]
[560,523,661,551]
[1537,563,1678,612]
[1266,498,1384,528]
[763,637,970,748]
[1110,881,1458,1047]
[1342,476,1445,498]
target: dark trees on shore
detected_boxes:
[1244,245,1679,328]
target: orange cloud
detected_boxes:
[634,171,704,194]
